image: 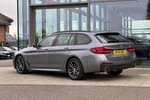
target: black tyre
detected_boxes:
[15,56,29,74]
[67,58,84,80]
[107,69,123,76]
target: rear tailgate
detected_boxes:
[103,43,135,62]
[95,33,136,62]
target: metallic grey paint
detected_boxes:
[14,32,136,73]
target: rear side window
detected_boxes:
[76,34,91,45]
[54,34,71,46]
[96,34,129,43]
[39,35,57,47]
[68,34,76,45]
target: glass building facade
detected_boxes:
[18,0,150,48]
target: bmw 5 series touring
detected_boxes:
[13,32,136,80]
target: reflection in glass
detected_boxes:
[31,0,88,5]
[72,9,79,30]
[46,9,57,33]
[90,0,150,37]
[35,10,42,42]
[19,0,150,48]
[18,0,29,48]
[35,7,88,42]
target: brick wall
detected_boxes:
[0,25,8,45]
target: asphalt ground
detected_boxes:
[0,60,150,87]
[0,59,150,100]
[0,86,150,100]
[0,59,13,67]
[136,59,150,68]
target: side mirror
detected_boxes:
[32,43,42,48]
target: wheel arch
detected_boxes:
[65,56,83,72]
[14,54,28,69]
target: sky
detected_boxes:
[0,0,17,37]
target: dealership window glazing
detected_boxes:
[18,0,29,48]
[31,0,88,5]
[18,0,150,48]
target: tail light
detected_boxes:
[128,48,136,53]
[90,47,113,54]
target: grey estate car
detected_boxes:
[13,32,136,80]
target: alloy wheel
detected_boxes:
[15,56,28,74]
[67,58,84,80]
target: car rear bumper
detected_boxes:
[82,58,136,73]
[100,61,136,72]
[83,53,136,72]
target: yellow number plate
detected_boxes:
[113,50,128,56]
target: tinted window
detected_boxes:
[76,34,91,45]
[69,35,76,45]
[54,34,71,46]
[96,34,129,43]
[40,35,57,47]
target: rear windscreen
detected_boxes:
[96,34,129,43]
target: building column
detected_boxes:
[87,0,91,31]
[29,7,36,46]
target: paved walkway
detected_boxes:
[0,60,150,87]
[0,86,150,100]
[136,59,150,68]
[0,67,150,87]
[0,60,12,67]
[1,60,150,100]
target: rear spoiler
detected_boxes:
[96,32,120,35]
